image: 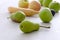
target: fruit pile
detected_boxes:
[8,0,60,33]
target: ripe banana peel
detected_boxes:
[8,7,39,16]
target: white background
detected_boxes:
[0,0,60,40]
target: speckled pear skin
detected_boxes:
[39,8,53,23]
[43,0,52,7]
[20,21,39,33]
[59,4,60,10]
[39,0,44,6]
[34,23,40,31]
[10,11,25,23]
[59,3,60,9]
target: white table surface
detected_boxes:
[0,0,60,40]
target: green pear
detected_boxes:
[43,0,52,7]
[34,23,40,31]
[20,21,39,33]
[39,0,44,6]
[49,1,60,13]
[39,8,53,23]
[10,11,25,23]
[59,3,60,8]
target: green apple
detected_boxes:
[49,1,60,13]
[39,8,53,23]
[39,0,44,6]
[18,0,29,8]
[43,0,52,7]
[10,11,25,23]
[20,21,39,33]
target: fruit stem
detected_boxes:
[40,26,50,28]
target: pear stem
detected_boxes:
[40,26,50,28]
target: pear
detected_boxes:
[29,1,41,11]
[18,0,29,8]
[34,23,40,31]
[39,0,44,6]
[59,3,60,9]
[20,21,39,33]
[10,11,25,23]
[39,8,53,23]
[43,0,52,7]
[49,1,60,13]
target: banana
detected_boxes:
[8,7,39,16]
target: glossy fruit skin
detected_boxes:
[43,0,52,7]
[20,21,39,33]
[10,11,25,23]
[39,8,53,23]
[39,0,44,6]
[49,1,60,13]
[51,9,56,16]
[29,1,41,11]
[18,0,29,8]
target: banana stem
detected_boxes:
[40,26,50,28]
